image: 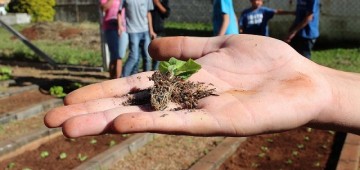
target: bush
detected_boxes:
[10,0,56,22]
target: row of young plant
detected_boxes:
[5,134,130,170]
[251,128,336,168]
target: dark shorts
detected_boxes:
[290,36,316,59]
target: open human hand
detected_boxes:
[45,35,335,138]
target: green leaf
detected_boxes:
[59,152,67,159]
[175,59,201,80]
[158,57,201,80]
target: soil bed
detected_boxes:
[0,134,130,169]
[0,89,54,115]
[111,135,224,169]
[218,127,343,170]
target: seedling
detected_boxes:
[40,151,49,158]
[292,150,299,157]
[7,162,15,169]
[123,57,216,111]
[306,127,312,132]
[90,138,97,144]
[285,159,293,165]
[266,138,274,143]
[258,152,266,158]
[304,136,310,141]
[122,134,130,138]
[260,146,269,152]
[297,144,304,149]
[59,152,67,159]
[78,153,88,162]
[313,161,321,167]
[203,148,209,155]
[49,86,66,98]
[0,67,12,81]
[251,162,259,168]
[109,140,116,147]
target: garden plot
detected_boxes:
[207,127,345,170]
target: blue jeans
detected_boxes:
[119,31,129,59]
[122,31,151,77]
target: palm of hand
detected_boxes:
[45,35,331,137]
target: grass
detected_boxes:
[312,48,360,72]
[0,22,102,66]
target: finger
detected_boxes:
[148,36,232,61]
[44,97,129,128]
[61,105,152,138]
[64,72,153,105]
[112,110,236,136]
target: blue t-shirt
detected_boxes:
[212,0,239,35]
[294,0,320,39]
[239,7,275,36]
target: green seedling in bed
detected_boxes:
[0,67,12,81]
[59,152,67,159]
[90,138,97,144]
[40,151,49,158]
[7,162,15,169]
[109,140,116,147]
[49,86,66,98]
[78,153,88,162]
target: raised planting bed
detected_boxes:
[204,127,346,170]
[0,89,55,115]
[0,133,137,169]
[0,84,39,99]
[110,135,225,170]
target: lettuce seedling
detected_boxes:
[159,57,201,80]
[124,57,216,111]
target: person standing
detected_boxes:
[285,0,320,59]
[121,0,156,77]
[100,0,124,79]
[212,0,239,36]
[239,0,294,36]
[151,0,170,70]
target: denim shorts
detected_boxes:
[105,30,129,61]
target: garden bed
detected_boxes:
[217,127,345,170]
[0,133,131,169]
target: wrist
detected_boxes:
[313,66,360,134]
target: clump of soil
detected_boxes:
[123,71,216,111]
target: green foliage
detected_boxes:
[89,138,97,144]
[59,152,67,160]
[78,153,88,162]
[0,67,12,81]
[40,151,49,158]
[109,140,116,147]
[12,0,56,22]
[313,48,360,72]
[7,162,16,169]
[49,86,66,98]
[159,57,201,80]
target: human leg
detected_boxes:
[290,37,316,59]
[118,32,129,78]
[105,29,120,79]
[140,31,152,72]
[122,32,141,77]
